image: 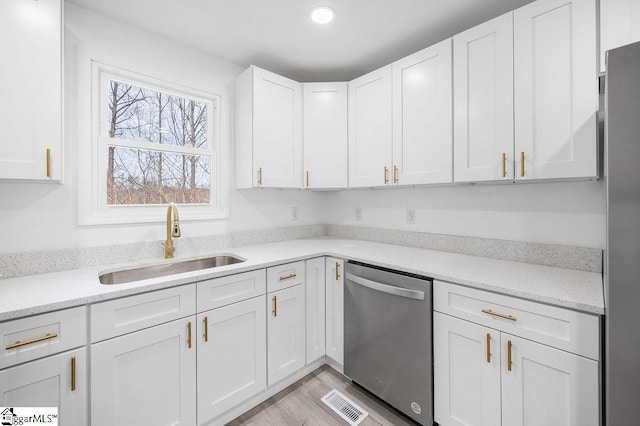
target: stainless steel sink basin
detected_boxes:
[99,255,245,285]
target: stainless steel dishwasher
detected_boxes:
[344,261,432,425]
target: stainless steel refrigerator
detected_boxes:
[604,40,640,425]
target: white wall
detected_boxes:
[0,3,320,254]
[0,3,606,255]
[318,180,606,248]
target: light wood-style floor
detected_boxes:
[227,365,418,426]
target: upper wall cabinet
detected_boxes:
[348,65,393,187]
[303,83,348,189]
[600,0,640,72]
[453,12,515,183]
[0,0,62,181]
[236,66,303,189]
[514,0,597,180]
[392,39,453,185]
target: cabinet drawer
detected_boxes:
[197,269,266,312]
[267,261,305,293]
[434,280,600,360]
[0,306,86,370]
[91,284,196,343]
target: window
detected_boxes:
[78,61,228,225]
[103,79,213,205]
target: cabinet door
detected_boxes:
[267,284,305,385]
[0,0,62,180]
[303,82,348,189]
[325,257,344,365]
[348,65,393,187]
[91,318,196,426]
[393,39,453,185]
[0,348,86,426]
[305,257,325,364]
[253,66,302,188]
[514,0,597,180]
[434,313,501,426]
[501,334,599,426]
[601,0,640,72]
[197,296,266,425]
[453,12,514,183]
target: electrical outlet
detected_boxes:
[291,206,299,221]
[355,207,362,221]
[407,208,415,224]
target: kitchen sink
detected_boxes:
[99,255,245,285]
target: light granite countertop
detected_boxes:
[0,238,605,321]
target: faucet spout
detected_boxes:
[164,202,181,259]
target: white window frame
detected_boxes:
[78,60,229,225]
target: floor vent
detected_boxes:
[321,389,369,426]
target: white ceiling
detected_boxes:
[69,0,535,81]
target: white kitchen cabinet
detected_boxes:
[434,281,600,426]
[0,0,62,181]
[305,257,325,364]
[392,39,453,185]
[91,317,197,426]
[600,0,640,72]
[303,82,348,189]
[325,257,344,365]
[0,306,86,369]
[267,283,306,386]
[0,348,86,426]
[501,333,599,426]
[434,312,501,426]
[235,66,302,189]
[197,296,266,424]
[453,12,515,183]
[348,65,393,187]
[91,284,196,343]
[514,0,597,180]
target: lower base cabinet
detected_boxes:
[434,312,599,426]
[197,296,267,424]
[91,318,196,426]
[434,312,501,426]
[305,257,326,364]
[501,333,599,426]
[0,348,87,426]
[325,257,344,365]
[267,284,306,386]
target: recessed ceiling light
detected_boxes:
[310,6,335,24]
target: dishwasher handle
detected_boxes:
[345,273,425,300]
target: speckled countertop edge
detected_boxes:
[0,238,604,321]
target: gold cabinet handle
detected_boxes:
[507,340,513,371]
[258,167,263,186]
[335,262,341,281]
[187,322,192,349]
[71,356,76,391]
[5,332,58,350]
[272,296,277,317]
[203,317,208,343]
[501,153,507,178]
[306,171,310,188]
[486,333,492,363]
[393,165,399,184]
[46,148,52,178]
[279,273,297,281]
[520,152,525,177]
[482,309,517,321]
[384,166,389,184]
